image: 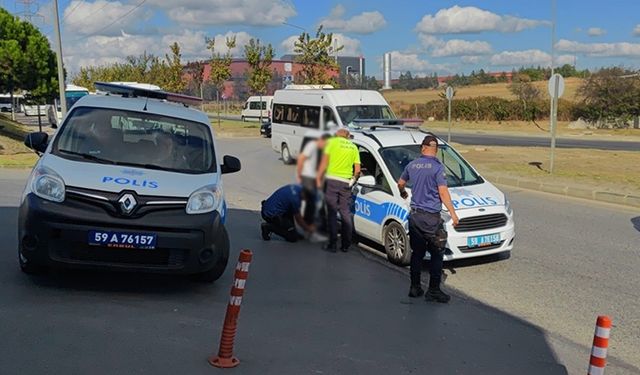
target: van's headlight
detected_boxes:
[186,185,222,214]
[505,197,513,215]
[31,166,65,203]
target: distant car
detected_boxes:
[23,104,50,116]
[19,82,242,282]
[260,121,271,138]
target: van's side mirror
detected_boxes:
[358,175,376,188]
[221,155,241,174]
[24,132,49,154]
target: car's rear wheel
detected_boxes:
[383,221,411,266]
[241,116,246,122]
[281,143,293,165]
[193,227,230,283]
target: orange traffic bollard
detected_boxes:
[208,249,253,369]
[588,316,612,375]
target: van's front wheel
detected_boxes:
[384,221,411,266]
[281,144,293,165]
[193,227,230,283]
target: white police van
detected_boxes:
[18,82,241,282]
[350,122,515,265]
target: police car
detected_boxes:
[18,82,241,282]
[349,121,514,266]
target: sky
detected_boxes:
[6,0,640,77]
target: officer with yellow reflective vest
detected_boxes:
[316,128,361,252]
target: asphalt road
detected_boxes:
[1,138,639,374]
[432,131,640,151]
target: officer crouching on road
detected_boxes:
[260,184,315,242]
[397,135,459,303]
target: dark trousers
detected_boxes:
[301,176,317,225]
[409,210,445,289]
[325,179,353,249]
[261,205,298,243]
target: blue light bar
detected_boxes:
[94,82,203,107]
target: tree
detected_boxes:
[0,8,59,120]
[206,35,236,126]
[184,61,205,102]
[509,73,543,129]
[206,35,236,96]
[294,26,342,85]
[244,38,274,121]
[576,67,640,128]
[162,42,186,93]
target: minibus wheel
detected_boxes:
[281,143,293,165]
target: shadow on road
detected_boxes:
[0,206,568,374]
[632,216,640,232]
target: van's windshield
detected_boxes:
[336,105,395,126]
[52,107,216,174]
[380,144,483,188]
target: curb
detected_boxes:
[485,173,640,209]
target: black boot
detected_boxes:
[408,285,425,298]
[261,223,271,241]
[323,242,337,253]
[425,287,451,303]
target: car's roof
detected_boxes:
[72,94,210,125]
[350,128,443,148]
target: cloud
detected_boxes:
[419,35,492,57]
[63,0,152,36]
[490,49,574,66]
[556,39,640,57]
[461,55,483,64]
[319,4,386,34]
[633,24,640,36]
[388,51,452,75]
[280,33,361,56]
[415,6,546,34]
[147,0,296,26]
[64,30,258,71]
[587,27,606,37]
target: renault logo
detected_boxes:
[118,193,137,214]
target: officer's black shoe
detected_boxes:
[323,243,337,253]
[425,288,451,303]
[340,245,350,253]
[408,285,425,298]
[260,223,271,241]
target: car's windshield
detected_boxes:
[336,105,395,126]
[53,107,216,174]
[380,144,482,188]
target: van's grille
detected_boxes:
[67,246,186,267]
[455,214,508,232]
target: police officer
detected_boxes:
[397,135,459,303]
[260,184,315,242]
[316,128,361,252]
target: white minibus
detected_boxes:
[270,86,395,164]
[241,96,273,122]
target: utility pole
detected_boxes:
[52,0,67,117]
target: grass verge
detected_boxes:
[454,143,640,196]
[209,118,262,138]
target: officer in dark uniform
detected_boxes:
[260,184,315,242]
[397,135,459,303]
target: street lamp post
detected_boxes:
[52,0,67,117]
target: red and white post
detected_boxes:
[588,316,612,375]
[208,249,253,369]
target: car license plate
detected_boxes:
[467,233,501,249]
[88,230,157,250]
